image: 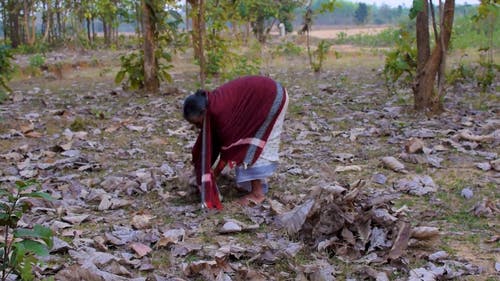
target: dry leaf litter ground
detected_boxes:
[0,45,499,281]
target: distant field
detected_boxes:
[288,25,392,39]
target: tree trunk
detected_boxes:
[29,0,36,46]
[1,0,8,41]
[413,0,430,110]
[198,0,206,87]
[30,14,36,45]
[42,0,51,42]
[135,2,143,37]
[187,0,200,60]
[103,19,109,46]
[92,17,96,42]
[413,0,454,113]
[9,2,21,48]
[142,0,159,92]
[252,16,266,43]
[185,2,189,31]
[55,0,61,39]
[23,0,29,45]
[86,17,91,43]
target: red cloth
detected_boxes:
[192,76,286,209]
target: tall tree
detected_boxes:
[142,0,158,91]
[187,0,206,86]
[354,3,368,24]
[4,1,22,47]
[242,0,300,43]
[412,0,455,113]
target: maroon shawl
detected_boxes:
[192,76,287,209]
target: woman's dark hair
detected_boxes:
[183,89,207,121]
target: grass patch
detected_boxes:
[439,237,458,256]
[444,209,489,231]
[151,249,171,268]
[184,253,201,263]
[70,117,92,131]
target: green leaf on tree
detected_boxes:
[17,240,50,257]
[115,70,126,84]
[409,0,425,19]
[26,191,54,201]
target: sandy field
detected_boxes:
[307,25,391,38]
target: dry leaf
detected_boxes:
[130,242,152,258]
[457,129,495,143]
[408,268,436,281]
[156,228,185,248]
[131,214,154,230]
[387,222,411,260]
[395,175,438,196]
[62,214,90,225]
[405,138,425,154]
[334,165,362,172]
[411,226,440,240]
[1,152,24,161]
[268,199,287,215]
[219,221,242,234]
[105,123,121,133]
[93,235,108,251]
[60,142,73,151]
[381,156,407,173]
[20,123,34,133]
[279,199,315,235]
[471,198,499,217]
[25,131,42,138]
[491,159,500,171]
[428,251,448,261]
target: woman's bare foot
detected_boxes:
[236,179,265,206]
[236,193,265,206]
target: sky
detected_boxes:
[359,0,480,8]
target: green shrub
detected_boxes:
[383,27,417,90]
[476,48,498,92]
[0,45,14,92]
[333,28,399,47]
[451,14,500,50]
[222,56,261,81]
[14,43,49,55]
[28,54,45,68]
[311,39,332,73]
[115,49,173,90]
[0,180,54,281]
[273,41,303,57]
[447,56,475,85]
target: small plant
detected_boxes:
[476,48,498,92]
[0,45,15,93]
[383,27,417,92]
[272,41,303,58]
[0,180,54,281]
[222,56,261,81]
[205,33,230,77]
[311,40,332,73]
[115,49,173,90]
[447,55,475,85]
[336,31,347,43]
[28,54,45,69]
[301,0,337,73]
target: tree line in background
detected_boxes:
[0,0,498,115]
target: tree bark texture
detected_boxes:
[187,0,200,61]
[413,0,455,113]
[142,0,159,92]
[198,0,206,87]
[187,0,206,86]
